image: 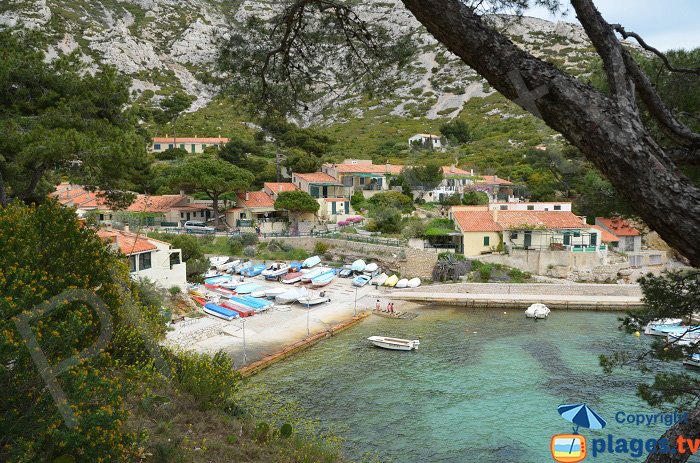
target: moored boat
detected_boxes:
[302,255,321,268]
[525,303,550,319]
[352,274,371,287]
[282,271,304,284]
[683,353,700,368]
[384,275,399,287]
[407,277,421,288]
[644,318,684,336]
[367,336,420,351]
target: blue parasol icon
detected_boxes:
[558,403,607,455]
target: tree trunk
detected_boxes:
[212,194,220,229]
[401,0,700,267]
[644,405,700,463]
[0,170,7,208]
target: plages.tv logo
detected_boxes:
[551,403,607,463]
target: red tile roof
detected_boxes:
[236,191,275,208]
[591,225,620,243]
[324,198,346,202]
[264,182,298,193]
[293,172,340,183]
[326,163,404,175]
[441,166,473,176]
[97,229,158,255]
[595,217,640,236]
[52,183,109,209]
[453,209,585,232]
[152,137,229,144]
[127,195,188,213]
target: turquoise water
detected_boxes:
[246,308,699,463]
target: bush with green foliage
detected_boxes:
[440,119,472,144]
[402,217,428,239]
[155,147,187,161]
[462,190,489,205]
[350,190,367,210]
[368,191,414,213]
[314,241,330,255]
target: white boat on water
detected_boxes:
[644,318,684,336]
[525,303,550,319]
[407,277,421,288]
[367,336,420,351]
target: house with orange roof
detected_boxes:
[292,171,354,223]
[126,194,214,227]
[150,137,229,154]
[52,183,113,219]
[321,160,402,198]
[595,217,641,252]
[97,226,186,290]
[489,202,572,212]
[450,206,605,256]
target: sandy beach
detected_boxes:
[165,276,409,367]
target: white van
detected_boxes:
[183,221,215,234]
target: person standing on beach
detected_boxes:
[375,299,381,311]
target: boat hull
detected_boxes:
[367,336,419,351]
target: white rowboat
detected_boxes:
[367,336,420,351]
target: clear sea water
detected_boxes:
[245,307,700,463]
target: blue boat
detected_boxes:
[352,274,372,287]
[656,325,699,334]
[302,255,321,268]
[229,296,272,312]
[205,275,232,285]
[351,259,366,272]
[289,261,303,271]
[203,303,239,321]
[233,283,262,294]
[242,263,267,277]
[311,269,336,287]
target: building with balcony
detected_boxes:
[321,160,403,198]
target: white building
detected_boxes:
[97,228,187,290]
[489,202,572,212]
[150,137,229,154]
[408,133,443,150]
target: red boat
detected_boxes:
[221,300,256,317]
[282,271,304,284]
[192,296,207,306]
[204,283,237,297]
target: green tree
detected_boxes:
[169,155,254,228]
[155,91,194,148]
[368,191,414,213]
[283,149,322,174]
[403,162,444,191]
[0,29,150,207]
[462,190,489,205]
[602,271,699,462]
[440,119,472,144]
[274,190,319,234]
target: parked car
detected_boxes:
[184,221,215,234]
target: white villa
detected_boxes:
[409,133,443,150]
[150,137,229,154]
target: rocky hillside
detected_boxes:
[1,0,605,123]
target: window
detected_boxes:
[483,236,490,246]
[500,205,507,210]
[554,205,561,210]
[191,144,196,153]
[180,212,184,218]
[154,143,161,150]
[139,252,152,270]
[129,255,137,272]
[170,252,181,268]
[168,144,174,149]
[527,205,534,210]
[510,232,518,240]
[179,144,185,150]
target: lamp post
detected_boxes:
[306,300,310,336]
[354,286,358,317]
[242,318,247,364]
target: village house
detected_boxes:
[449,206,604,256]
[97,227,187,290]
[291,172,353,223]
[150,137,229,154]
[489,202,572,212]
[52,182,113,219]
[595,217,641,252]
[408,133,443,150]
[321,160,403,198]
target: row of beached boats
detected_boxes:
[370,273,421,288]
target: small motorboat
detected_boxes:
[209,256,229,268]
[204,275,232,286]
[301,267,329,282]
[297,295,330,306]
[289,261,303,271]
[367,336,420,351]
[644,318,684,336]
[217,259,240,272]
[339,267,353,278]
[242,263,266,277]
[372,273,388,286]
[229,295,272,311]
[311,269,336,287]
[384,275,399,287]
[203,302,239,321]
[264,287,288,298]
[233,283,263,294]
[234,261,252,274]
[204,284,236,297]
[262,262,291,280]
[351,259,366,272]
[203,269,221,278]
[220,278,246,290]
[364,262,378,273]
[407,277,421,288]
[220,300,255,317]
[302,255,321,268]
[282,271,304,284]
[395,278,409,288]
[683,353,700,368]
[652,325,700,338]
[275,287,309,304]
[352,274,372,287]
[250,286,272,298]
[525,303,550,319]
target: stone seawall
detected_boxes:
[264,237,438,279]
